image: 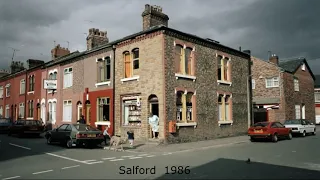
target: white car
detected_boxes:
[284,119,316,137]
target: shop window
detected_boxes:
[122,96,141,126]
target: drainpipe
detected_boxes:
[24,70,27,119]
[243,50,253,127]
[112,45,116,136]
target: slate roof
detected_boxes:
[278,57,315,80]
[315,75,320,88]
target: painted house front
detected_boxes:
[114,4,251,143]
[314,75,320,124]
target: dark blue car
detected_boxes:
[0,118,13,133]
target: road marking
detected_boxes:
[102,157,116,160]
[83,160,97,163]
[129,156,143,159]
[61,165,80,170]
[110,159,124,161]
[163,153,172,155]
[46,153,86,164]
[9,143,31,150]
[122,155,134,158]
[32,170,53,175]
[138,154,149,157]
[165,141,248,155]
[146,155,155,157]
[86,161,103,165]
[2,176,21,180]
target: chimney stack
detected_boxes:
[269,54,279,65]
[142,4,169,31]
[86,28,109,51]
[51,44,70,60]
[10,61,25,74]
[27,59,45,69]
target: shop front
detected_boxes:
[83,88,114,135]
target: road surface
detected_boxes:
[0,129,320,179]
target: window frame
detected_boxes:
[5,84,10,97]
[28,75,35,92]
[295,105,301,119]
[217,93,233,125]
[265,77,280,88]
[132,48,139,70]
[123,51,132,78]
[19,103,24,118]
[97,57,111,83]
[0,86,3,98]
[28,100,34,118]
[294,78,299,91]
[175,89,197,128]
[20,79,25,94]
[315,91,320,102]
[174,43,196,81]
[63,100,72,122]
[122,96,141,127]
[5,105,9,118]
[63,67,73,88]
[97,97,110,122]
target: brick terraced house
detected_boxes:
[113,4,252,143]
[0,60,44,121]
[252,55,315,123]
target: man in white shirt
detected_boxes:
[103,126,110,145]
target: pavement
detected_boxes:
[0,127,320,179]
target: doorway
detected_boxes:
[37,103,40,120]
[148,94,159,138]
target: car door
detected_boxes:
[270,122,278,134]
[62,125,72,140]
[301,120,307,132]
[56,124,69,142]
[276,122,287,136]
[305,120,314,133]
[51,124,68,141]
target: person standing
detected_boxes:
[148,113,159,139]
[103,126,110,145]
[77,115,86,124]
[127,130,134,148]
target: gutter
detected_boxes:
[112,45,116,136]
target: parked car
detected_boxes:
[0,118,13,133]
[248,122,292,142]
[8,119,44,137]
[284,119,316,137]
[45,123,104,148]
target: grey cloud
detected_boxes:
[1,0,320,74]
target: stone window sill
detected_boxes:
[218,120,233,126]
[95,81,111,87]
[26,117,34,120]
[27,91,35,95]
[217,80,232,86]
[176,122,197,129]
[175,73,196,82]
[121,76,140,83]
[95,121,111,126]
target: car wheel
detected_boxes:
[312,129,316,135]
[287,132,293,140]
[272,133,278,142]
[302,131,306,137]
[47,136,52,145]
[66,139,73,148]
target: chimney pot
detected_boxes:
[269,54,279,65]
[142,4,169,31]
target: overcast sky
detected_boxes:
[1,0,320,74]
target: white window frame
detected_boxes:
[97,97,110,122]
[19,103,25,118]
[63,100,72,122]
[265,77,279,88]
[0,86,3,98]
[5,105,9,118]
[295,105,301,119]
[252,79,255,89]
[20,79,25,94]
[63,67,73,88]
[5,84,10,97]
[301,64,306,71]
[301,104,305,119]
[294,79,299,91]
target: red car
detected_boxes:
[248,122,292,142]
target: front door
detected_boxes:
[149,102,159,138]
[86,105,91,125]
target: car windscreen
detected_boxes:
[25,120,41,126]
[0,119,10,124]
[253,122,269,127]
[284,120,301,125]
[74,124,98,131]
